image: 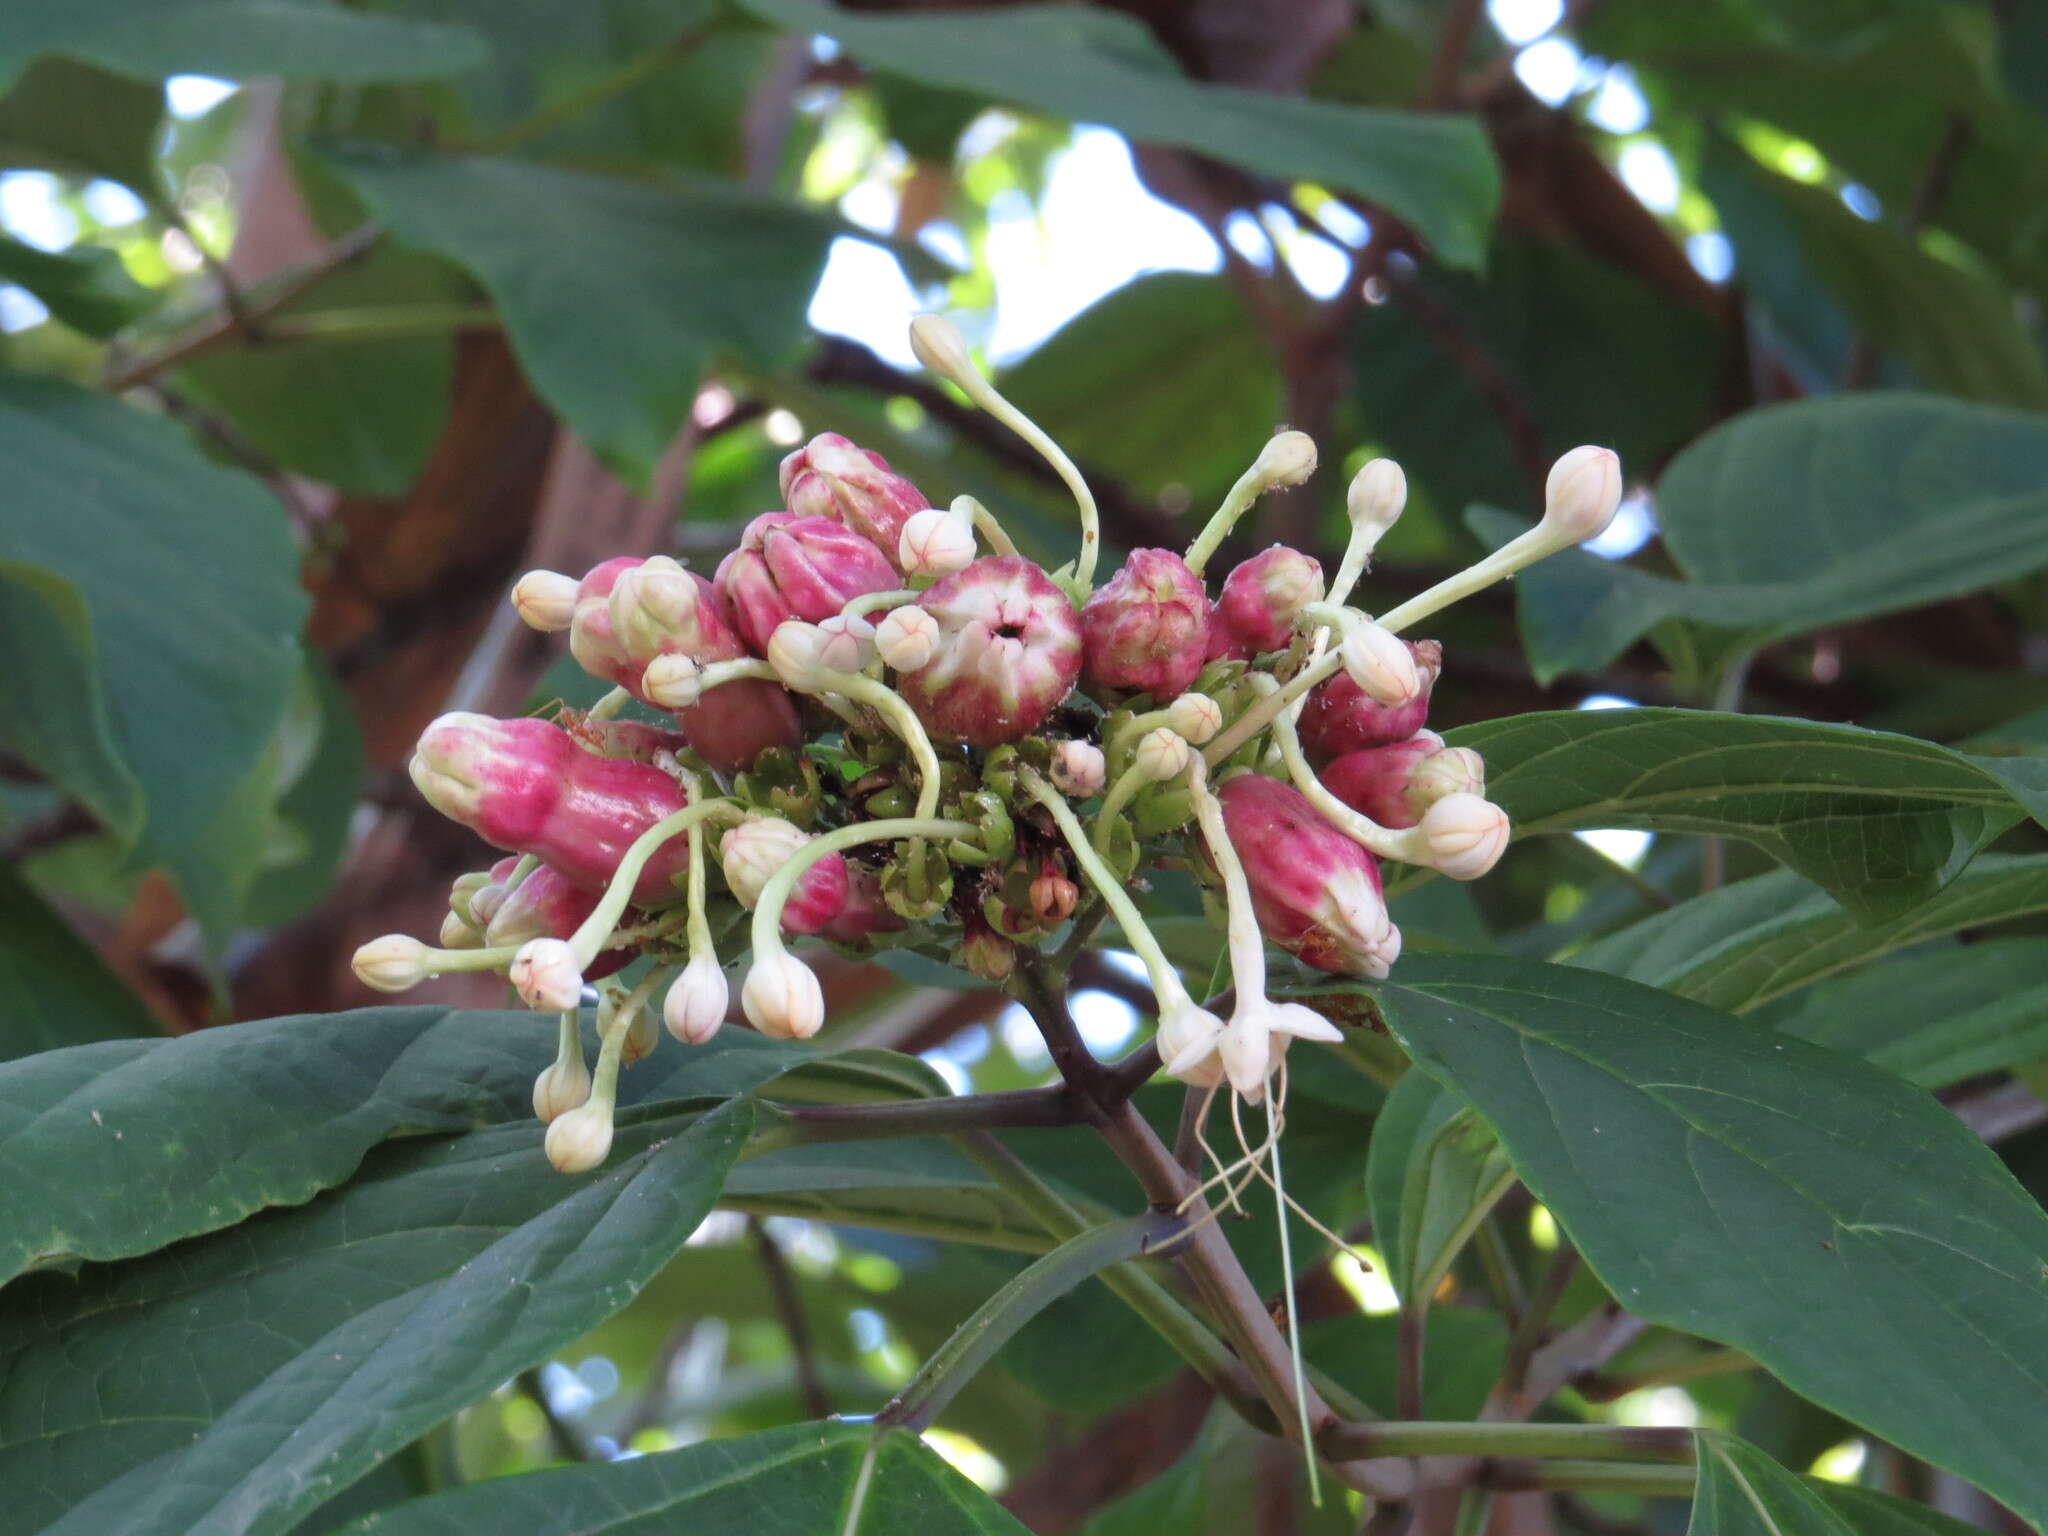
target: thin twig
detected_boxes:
[748,1216,831,1420]
[103,221,385,392]
[517,1367,592,1461]
[1499,1245,1579,1396]
[1424,0,1490,109]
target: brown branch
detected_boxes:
[1424,0,1490,110]
[748,1215,831,1420]
[103,221,385,392]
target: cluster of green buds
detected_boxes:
[353,314,1623,1171]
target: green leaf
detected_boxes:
[0,2,491,93]
[1364,1069,1513,1305]
[177,251,461,496]
[1443,707,2040,920]
[1700,136,2048,409]
[1001,274,1282,516]
[1755,937,2048,1090]
[1688,1431,1855,1536]
[0,1007,819,1285]
[1496,394,2048,682]
[0,864,157,1063]
[30,1103,751,1536]
[331,1420,1028,1534]
[0,377,307,951]
[0,236,155,336]
[1814,1482,2004,1536]
[1303,1307,1508,1423]
[240,656,365,924]
[732,0,1499,268]
[1078,1405,1352,1536]
[1351,233,1720,517]
[322,146,837,485]
[1573,854,2048,1014]
[0,58,161,188]
[1363,953,2048,1530]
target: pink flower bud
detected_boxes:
[481,866,631,979]
[822,861,906,944]
[410,713,692,901]
[352,934,433,993]
[512,570,580,632]
[875,605,940,671]
[899,507,977,578]
[465,856,522,931]
[664,953,730,1044]
[1419,792,1510,881]
[1080,548,1209,700]
[714,512,899,654]
[1215,774,1402,978]
[742,951,826,1039]
[1050,740,1107,797]
[1319,732,1446,829]
[544,1101,612,1173]
[510,937,585,1011]
[1340,620,1421,706]
[719,817,850,937]
[1214,546,1325,658]
[897,556,1083,747]
[781,433,931,562]
[1297,639,1442,763]
[567,558,802,775]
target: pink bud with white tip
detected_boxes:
[896,556,1083,747]
[714,512,898,653]
[1080,548,1209,700]
[781,432,931,561]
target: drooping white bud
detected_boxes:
[1419,792,1511,881]
[352,934,435,993]
[814,613,876,674]
[532,1051,592,1123]
[1049,740,1107,797]
[664,952,729,1044]
[1165,692,1223,745]
[1254,430,1318,489]
[1541,446,1623,543]
[544,1101,613,1173]
[898,506,976,578]
[1347,458,1407,538]
[640,652,703,709]
[720,817,809,908]
[1340,620,1421,706]
[766,620,832,691]
[511,570,580,632]
[619,1005,660,1065]
[742,950,826,1040]
[510,937,585,1012]
[439,910,481,950]
[908,313,978,386]
[1134,726,1192,783]
[874,604,941,671]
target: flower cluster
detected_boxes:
[354,315,1622,1170]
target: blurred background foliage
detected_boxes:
[3,0,2048,1530]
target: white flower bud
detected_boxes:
[742,951,826,1040]
[1542,446,1623,543]
[544,1101,613,1173]
[352,934,434,993]
[532,1051,591,1123]
[640,652,703,709]
[1420,792,1510,881]
[1217,1016,1274,1104]
[766,620,831,691]
[1347,458,1407,537]
[720,817,809,908]
[511,570,579,632]
[619,1005,659,1065]
[1165,692,1223,745]
[1254,430,1318,489]
[510,937,585,1011]
[608,556,698,655]
[1340,620,1421,706]
[664,952,730,1044]
[875,604,940,671]
[1134,726,1191,783]
[815,614,876,674]
[1411,745,1486,809]
[1049,740,1107,797]
[898,506,977,578]
[908,313,978,385]
[439,910,481,950]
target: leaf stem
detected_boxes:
[1318,1421,1694,1464]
